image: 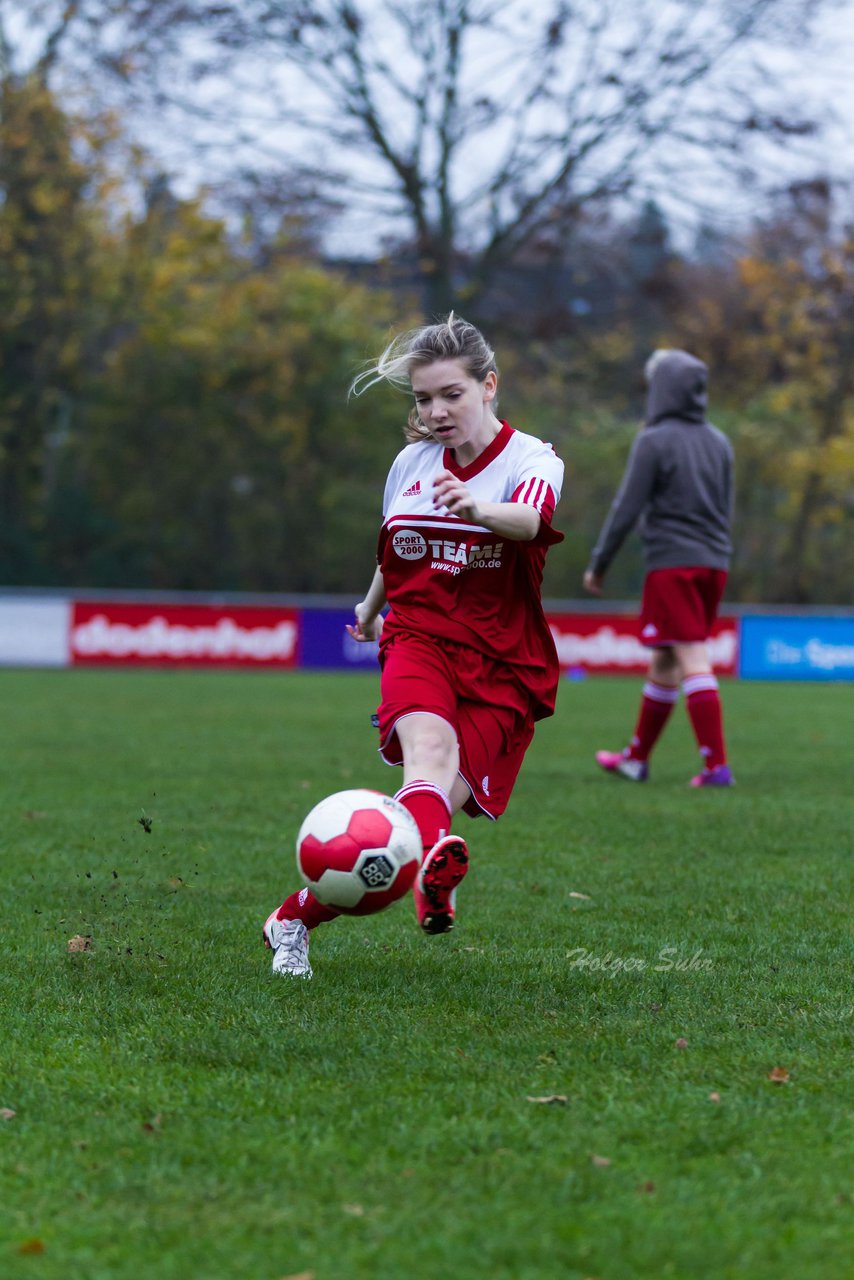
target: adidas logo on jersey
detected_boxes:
[402,480,422,497]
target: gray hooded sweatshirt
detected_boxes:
[587,350,734,577]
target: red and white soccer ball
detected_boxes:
[296,789,421,916]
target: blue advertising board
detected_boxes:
[299,608,381,670]
[739,615,854,681]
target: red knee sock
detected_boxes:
[394,781,452,860]
[277,886,340,930]
[683,674,727,770]
[626,681,679,761]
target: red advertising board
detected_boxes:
[70,601,300,668]
[547,612,738,676]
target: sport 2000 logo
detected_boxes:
[392,530,427,559]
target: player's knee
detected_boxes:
[404,722,457,772]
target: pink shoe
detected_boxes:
[595,750,648,782]
[415,835,469,935]
[690,764,735,788]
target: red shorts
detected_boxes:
[376,630,536,820]
[639,567,728,646]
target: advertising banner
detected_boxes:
[739,615,854,681]
[547,612,739,676]
[19,597,854,681]
[0,597,71,667]
[300,608,380,670]
[70,601,300,668]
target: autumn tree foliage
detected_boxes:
[84,0,833,313]
[79,190,415,591]
[663,183,854,603]
[0,7,851,602]
[0,74,106,581]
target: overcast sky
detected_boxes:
[8,1,854,250]
[167,0,854,253]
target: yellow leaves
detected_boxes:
[737,255,774,290]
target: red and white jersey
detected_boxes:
[378,421,565,719]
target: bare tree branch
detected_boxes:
[8,0,844,307]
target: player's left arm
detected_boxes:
[435,481,540,540]
[432,455,561,542]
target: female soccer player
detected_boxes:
[263,314,565,977]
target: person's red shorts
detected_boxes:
[376,629,536,819]
[639,567,728,646]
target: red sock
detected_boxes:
[394,781,452,860]
[626,681,679,761]
[683,675,727,770]
[276,887,340,930]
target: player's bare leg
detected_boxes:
[394,714,470,933]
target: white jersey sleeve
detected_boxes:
[508,432,564,522]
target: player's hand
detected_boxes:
[346,602,383,643]
[583,569,604,596]
[433,469,479,522]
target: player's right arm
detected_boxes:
[346,566,387,642]
[587,432,658,579]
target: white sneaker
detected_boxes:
[263,912,312,979]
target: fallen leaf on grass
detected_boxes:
[67,935,93,953]
[637,1180,656,1194]
[675,1037,689,1050]
[279,1273,315,1280]
[526,1094,568,1105]
[17,1240,45,1255]
[768,1066,790,1083]
[708,1092,722,1103]
[1,1108,16,1121]
[590,1153,611,1168]
[342,1203,365,1216]
[142,1114,162,1132]
[568,891,591,900]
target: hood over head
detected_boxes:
[644,349,708,425]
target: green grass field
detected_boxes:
[1,669,852,1280]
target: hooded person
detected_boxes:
[582,348,735,787]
